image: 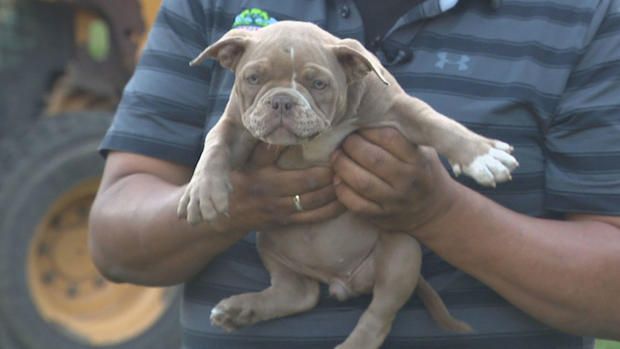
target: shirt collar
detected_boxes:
[439,0,459,12]
[441,0,503,11]
[384,0,501,38]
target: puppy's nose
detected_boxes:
[270,93,294,113]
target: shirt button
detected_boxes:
[371,36,382,50]
[339,5,351,18]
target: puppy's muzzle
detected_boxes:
[244,87,328,144]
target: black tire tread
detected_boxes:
[0,112,181,349]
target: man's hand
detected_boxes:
[331,127,458,234]
[331,129,620,340]
[89,143,343,286]
[215,143,345,233]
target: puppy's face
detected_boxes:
[191,21,388,145]
[235,44,342,145]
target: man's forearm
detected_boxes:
[417,184,620,339]
[89,173,246,286]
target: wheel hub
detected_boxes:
[27,178,172,346]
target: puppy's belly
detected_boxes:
[258,212,380,297]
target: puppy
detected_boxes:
[178,21,518,349]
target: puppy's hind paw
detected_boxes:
[210,297,257,332]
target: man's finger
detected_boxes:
[251,165,333,197]
[340,133,411,185]
[275,184,338,214]
[331,149,395,202]
[358,128,420,163]
[333,177,384,216]
[290,200,346,225]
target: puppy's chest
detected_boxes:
[276,118,359,170]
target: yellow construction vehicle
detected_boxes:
[0,1,181,348]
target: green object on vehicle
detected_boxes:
[88,19,110,62]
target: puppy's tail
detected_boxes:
[416,277,473,333]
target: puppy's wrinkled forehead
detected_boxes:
[249,28,338,78]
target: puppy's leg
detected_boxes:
[385,95,519,187]
[178,99,257,224]
[210,249,320,331]
[336,233,421,349]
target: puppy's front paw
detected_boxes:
[177,172,232,225]
[451,140,519,187]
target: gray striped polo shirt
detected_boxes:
[100,0,620,348]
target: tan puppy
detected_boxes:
[178,21,518,349]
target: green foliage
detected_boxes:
[596,339,620,349]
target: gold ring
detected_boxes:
[293,194,304,212]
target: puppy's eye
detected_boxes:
[246,74,260,85]
[312,79,327,90]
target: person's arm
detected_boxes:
[89,145,343,286]
[331,128,620,340]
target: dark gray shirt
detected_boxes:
[353,0,421,46]
[100,0,620,348]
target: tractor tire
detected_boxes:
[0,0,73,139]
[0,112,181,349]
[0,318,18,349]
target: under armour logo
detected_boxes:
[435,52,471,71]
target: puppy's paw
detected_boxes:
[177,172,232,225]
[210,296,257,332]
[451,140,518,187]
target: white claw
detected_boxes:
[489,148,519,170]
[486,156,511,182]
[463,145,518,187]
[465,158,495,187]
[210,306,224,319]
[451,163,462,176]
[493,140,513,152]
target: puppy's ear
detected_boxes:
[190,29,254,70]
[328,38,389,85]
